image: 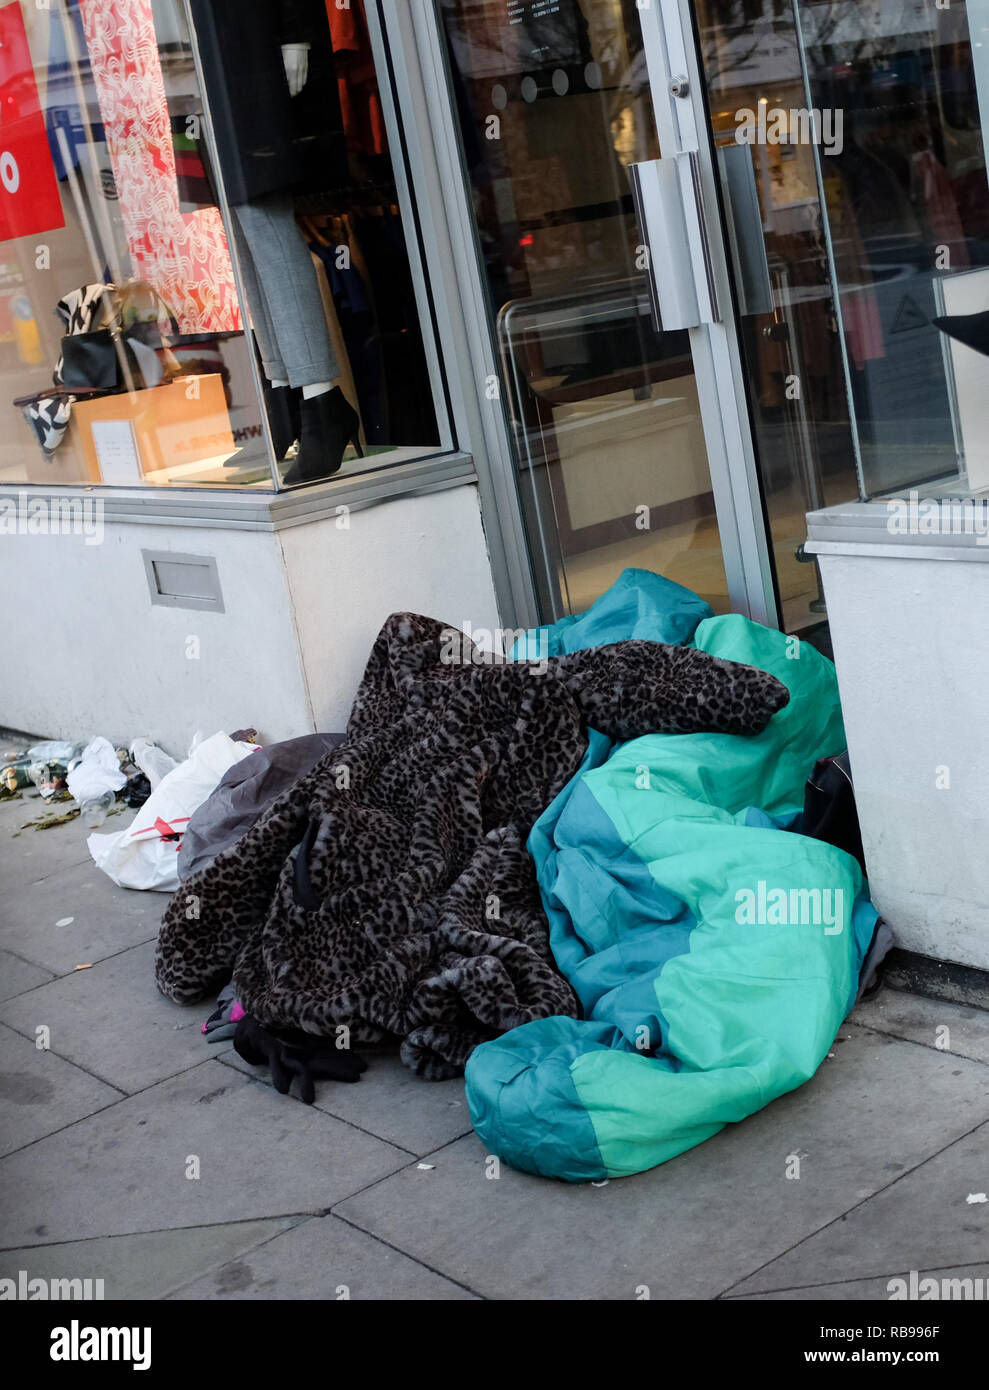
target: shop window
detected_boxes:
[0,0,440,491]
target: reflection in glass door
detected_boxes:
[694,0,864,635]
[792,0,989,501]
[695,0,989,631]
[437,0,731,622]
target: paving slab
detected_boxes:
[0,940,218,1093]
[853,990,989,1066]
[726,1262,989,1301]
[0,855,162,975]
[0,1021,121,1157]
[171,1213,477,1300]
[0,1218,299,1300]
[0,1059,410,1248]
[0,793,123,882]
[334,1026,989,1300]
[220,1046,473,1156]
[0,948,54,1001]
[728,1119,989,1297]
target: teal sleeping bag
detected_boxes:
[465,570,877,1181]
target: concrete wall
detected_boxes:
[1,484,502,760]
[818,552,989,971]
[278,486,502,731]
[0,519,310,758]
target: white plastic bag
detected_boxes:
[129,737,179,791]
[66,737,126,804]
[88,732,257,891]
[27,740,83,764]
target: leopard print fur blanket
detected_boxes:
[155,613,789,1079]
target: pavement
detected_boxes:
[2,785,989,1302]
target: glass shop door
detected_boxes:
[690,0,989,634]
[435,0,777,627]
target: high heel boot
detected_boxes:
[282,387,363,485]
[262,383,302,460]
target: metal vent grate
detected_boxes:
[142,550,225,613]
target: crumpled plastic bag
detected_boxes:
[129,737,178,791]
[27,740,83,765]
[88,732,257,891]
[66,737,126,804]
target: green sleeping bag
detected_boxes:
[465,570,877,1181]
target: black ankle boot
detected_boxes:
[282,387,363,485]
[263,384,302,460]
[933,310,989,357]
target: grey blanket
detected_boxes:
[178,733,344,880]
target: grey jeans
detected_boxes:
[231,193,339,388]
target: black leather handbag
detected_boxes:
[58,328,129,391]
[58,284,180,393]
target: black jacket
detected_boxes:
[189,0,346,205]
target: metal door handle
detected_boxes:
[717,143,775,318]
[630,154,720,332]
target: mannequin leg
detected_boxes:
[228,209,290,385]
[231,194,363,481]
[228,214,300,459]
[231,193,340,389]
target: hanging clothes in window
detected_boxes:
[325,0,387,158]
[304,213,384,441]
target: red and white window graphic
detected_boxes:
[0,0,65,241]
[79,0,241,334]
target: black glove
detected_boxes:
[233,1014,366,1103]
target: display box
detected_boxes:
[72,374,235,484]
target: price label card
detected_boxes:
[91,418,143,484]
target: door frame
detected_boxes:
[641,0,779,628]
[385,0,780,631]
